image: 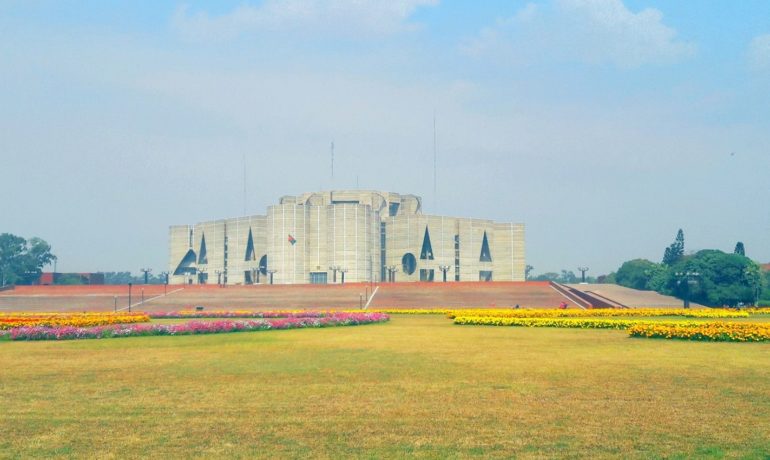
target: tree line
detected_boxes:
[0,233,56,286]
[525,230,768,307]
[0,233,166,286]
[610,230,767,307]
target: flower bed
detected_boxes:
[147,310,329,319]
[628,322,770,342]
[2,313,389,341]
[369,309,454,315]
[454,315,770,342]
[0,312,150,330]
[452,316,692,330]
[447,308,749,319]
[145,308,757,319]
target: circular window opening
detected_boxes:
[402,253,417,275]
[259,255,268,275]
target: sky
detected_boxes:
[1,0,769,276]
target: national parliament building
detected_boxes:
[169,190,525,285]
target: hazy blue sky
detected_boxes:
[2,0,769,275]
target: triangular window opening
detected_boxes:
[479,231,492,262]
[420,226,434,260]
[198,233,208,265]
[173,249,197,275]
[244,228,255,261]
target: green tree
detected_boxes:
[646,265,669,292]
[525,265,534,280]
[664,250,761,307]
[0,234,56,286]
[57,273,85,285]
[530,270,580,283]
[734,242,745,256]
[559,270,578,283]
[99,271,164,285]
[662,229,685,266]
[597,272,616,284]
[615,259,665,290]
[761,270,770,303]
[531,272,560,282]
[101,272,134,285]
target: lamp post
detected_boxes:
[258,259,267,284]
[267,269,277,285]
[140,268,152,284]
[215,270,222,287]
[439,265,451,282]
[128,282,132,312]
[387,265,398,283]
[675,271,700,309]
[339,268,348,285]
[578,267,589,284]
[329,265,339,283]
[160,271,169,295]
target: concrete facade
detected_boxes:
[169,190,525,285]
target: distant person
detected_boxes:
[559,301,568,310]
[515,304,520,309]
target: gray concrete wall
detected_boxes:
[226,215,267,285]
[168,225,193,285]
[169,190,525,285]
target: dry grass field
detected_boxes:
[1,315,769,459]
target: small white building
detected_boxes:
[169,190,525,285]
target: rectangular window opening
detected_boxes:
[309,272,328,284]
[479,271,493,282]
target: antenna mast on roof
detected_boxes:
[242,151,247,216]
[433,111,437,210]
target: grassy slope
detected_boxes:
[1,316,769,459]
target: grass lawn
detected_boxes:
[1,315,769,459]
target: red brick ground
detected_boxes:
[0,282,570,312]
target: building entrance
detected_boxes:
[309,272,328,284]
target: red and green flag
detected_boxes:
[288,235,296,245]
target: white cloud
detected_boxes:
[172,0,439,41]
[748,34,770,71]
[459,3,537,57]
[460,0,695,68]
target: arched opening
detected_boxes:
[402,253,416,275]
[259,255,268,276]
